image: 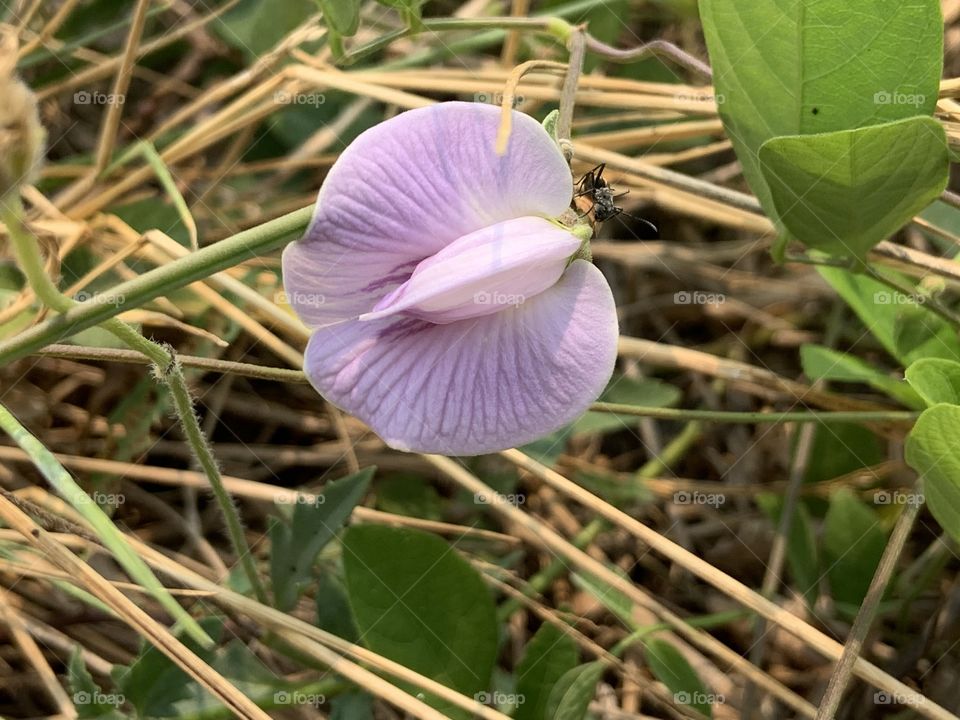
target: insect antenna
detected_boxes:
[610,208,660,239]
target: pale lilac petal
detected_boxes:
[281,239,416,328]
[361,217,581,324]
[302,261,617,455]
[282,102,571,326]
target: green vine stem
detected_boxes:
[340,17,569,66]
[590,402,918,425]
[2,193,267,604]
[161,353,267,603]
[0,204,315,365]
[785,252,960,330]
[339,6,712,82]
[556,26,585,162]
[583,35,713,79]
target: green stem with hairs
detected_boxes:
[2,193,267,604]
[785,252,960,330]
[590,403,918,425]
[340,16,571,66]
[0,204,314,365]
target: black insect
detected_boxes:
[574,163,658,238]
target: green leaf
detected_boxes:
[317,0,360,35]
[207,640,285,701]
[68,646,126,719]
[520,425,574,468]
[804,422,883,485]
[215,0,317,57]
[906,358,960,406]
[756,494,819,606]
[270,468,373,611]
[315,572,359,643]
[645,638,711,717]
[578,0,629,73]
[67,645,100,696]
[800,344,923,409]
[817,266,960,366]
[330,693,374,719]
[919,199,960,244]
[573,376,682,435]
[572,571,634,628]
[115,619,220,717]
[576,470,654,506]
[892,304,960,366]
[758,118,949,259]
[373,0,426,27]
[905,404,960,543]
[342,525,497,718]
[113,198,190,251]
[116,620,282,718]
[374,0,426,9]
[822,489,887,609]
[541,110,560,146]
[514,624,579,720]
[376,474,442,520]
[699,0,943,217]
[544,662,604,720]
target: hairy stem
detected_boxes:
[583,36,713,79]
[0,204,314,365]
[3,194,267,603]
[590,402,917,425]
[556,27,585,162]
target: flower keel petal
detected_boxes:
[360,217,581,324]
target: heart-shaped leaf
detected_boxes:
[342,525,497,718]
[758,117,948,259]
[906,358,960,406]
[906,404,960,543]
[700,0,943,217]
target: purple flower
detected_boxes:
[282,102,618,455]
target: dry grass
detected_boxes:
[1,1,960,719]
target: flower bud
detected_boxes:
[0,26,46,199]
